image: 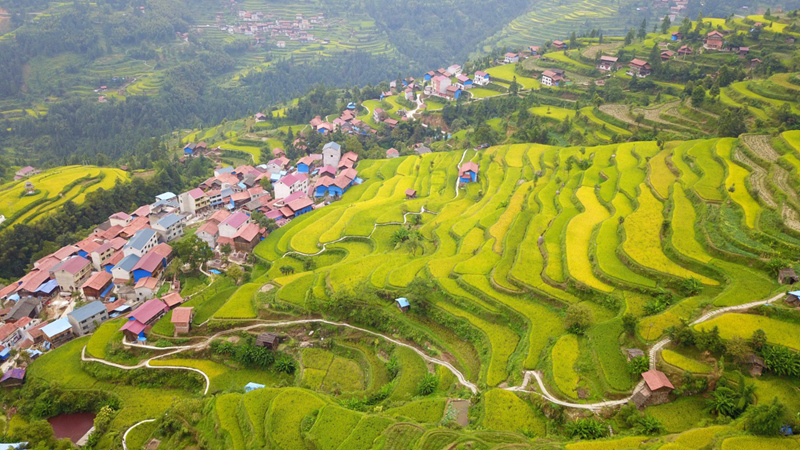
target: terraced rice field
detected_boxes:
[240,137,784,393]
[0,165,129,228]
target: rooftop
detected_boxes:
[69,301,107,322]
[171,307,193,324]
[41,318,72,338]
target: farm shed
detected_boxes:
[786,290,800,307]
[256,333,281,349]
[632,369,674,409]
[405,189,417,199]
[395,297,410,312]
[171,307,193,335]
[625,348,645,361]
[0,368,25,388]
[746,354,765,377]
[779,268,799,285]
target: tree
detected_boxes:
[661,15,672,34]
[745,397,785,436]
[718,107,748,137]
[622,313,638,335]
[259,177,273,192]
[172,235,213,271]
[750,329,768,352]
[226,265,244,284]
[279,265,295,275]
[638,19,647,40]
[624,29,635,46]
[726,336,751,364]
[220,243,232,257]
[691,85,706,107]
[564,303,593,334]
[566,418,606,439]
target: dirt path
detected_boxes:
[581,42,623,59]
[774,166,799,204]
[733,148,777,208]
[782,206,800,232]
[122,419,156,450]
[501,292,784,411]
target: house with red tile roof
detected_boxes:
[120,299,168,341]
[161,292,185,309]
[219,211,250,239]
[234,223,262,251]
[172,307,194,335]
[632,369,674,408]
[274,172,309,200]
[196,221,219,248]
[134,277,158,301]
[81,271,113,300]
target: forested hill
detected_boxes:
[364,0,532,68]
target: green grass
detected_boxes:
[661,349,712,373]
[213,281,261,319]
[387,347,428,401]
[216,393,246,450]
[338,416,395,450]
[85,317,127,359]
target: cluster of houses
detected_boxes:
[0,190,209,371]
[219,11,323,44]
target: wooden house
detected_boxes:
[395,297,410,312]
[778,268,798,284]
[632,369,674,409]
[405,189,417,199]
[256,332,281,349]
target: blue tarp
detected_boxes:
[788,290,800,296]
[100,283,115,298]
[395,297,410,308]
[210,269,222,274]
[244,382,265,392]
[7,294,19,302]
[0,348,10,360]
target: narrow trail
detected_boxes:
[122,419,156,450]
[500,292,784,411]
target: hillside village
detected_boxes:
[6,5,800,447]
[0,9,792,383]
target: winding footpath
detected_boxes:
[121,419,155,450]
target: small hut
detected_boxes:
[779,268,799,285]
[405,189,417,200]
[395,297,410,312]
[256,332,280,350]
[0,368,25,388]
[632,369,674,409]
[746,354,765,377]
[625,348,645,362]
[786,290,800,307]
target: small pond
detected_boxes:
[48,412,96,443]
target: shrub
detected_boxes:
[744,397,786,436]
[417,373,438,396]
[566,418,607,440]
[564,303,593,334]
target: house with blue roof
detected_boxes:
[112,254,140,282]
[67,300,109,336]
[152,213,184,242]
[41,318,74,347]
[123,228,158,257]
[184,143,196,156]
[395,297,410,312]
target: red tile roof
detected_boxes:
[135,277,158,290]
[209,209,231,224]
[161,292,184,308]
[128,299,168,324]
[642,369,674,391]
[235,223,261,242]
[53,256,90,276]
[222,211,249,229]
[459,161,479,176]
[100,225,124,240]
[0,323,18,341]
[132,252,163,273]
[152,243,173,259]
[171,306,193,324]
[53,245,80,261]
[81,271,113,291]
[197,222,219,236]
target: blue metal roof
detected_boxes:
[7,294,19,302]
[216,166,234,175]
[0,348,10,357]
[395,297,410,308]
[323,141,341,152]
[157,213,182,229]
[115,254,141,272]
[34,279,59,294]
[155,192,176,201]
[41,318,72,338]
[126,228,156,251]
[100,283,115,298]
[69,300,107,323]
[789,290,800,296]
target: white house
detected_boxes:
[273,173,309,200]
[178,188,209,215]
[151,213,184,243]
[218,212,250,239]
[109,212,133,228]
[541,69,566,87]
[196,221,219,248]
[67,301,109,336]
[51,256,92,292]
[446,64,462,76]
[504,52,519,64]
[123,228,158,257]
[474,71,490,86]
[322,141,342,168]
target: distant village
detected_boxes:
[212,9,325,47]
